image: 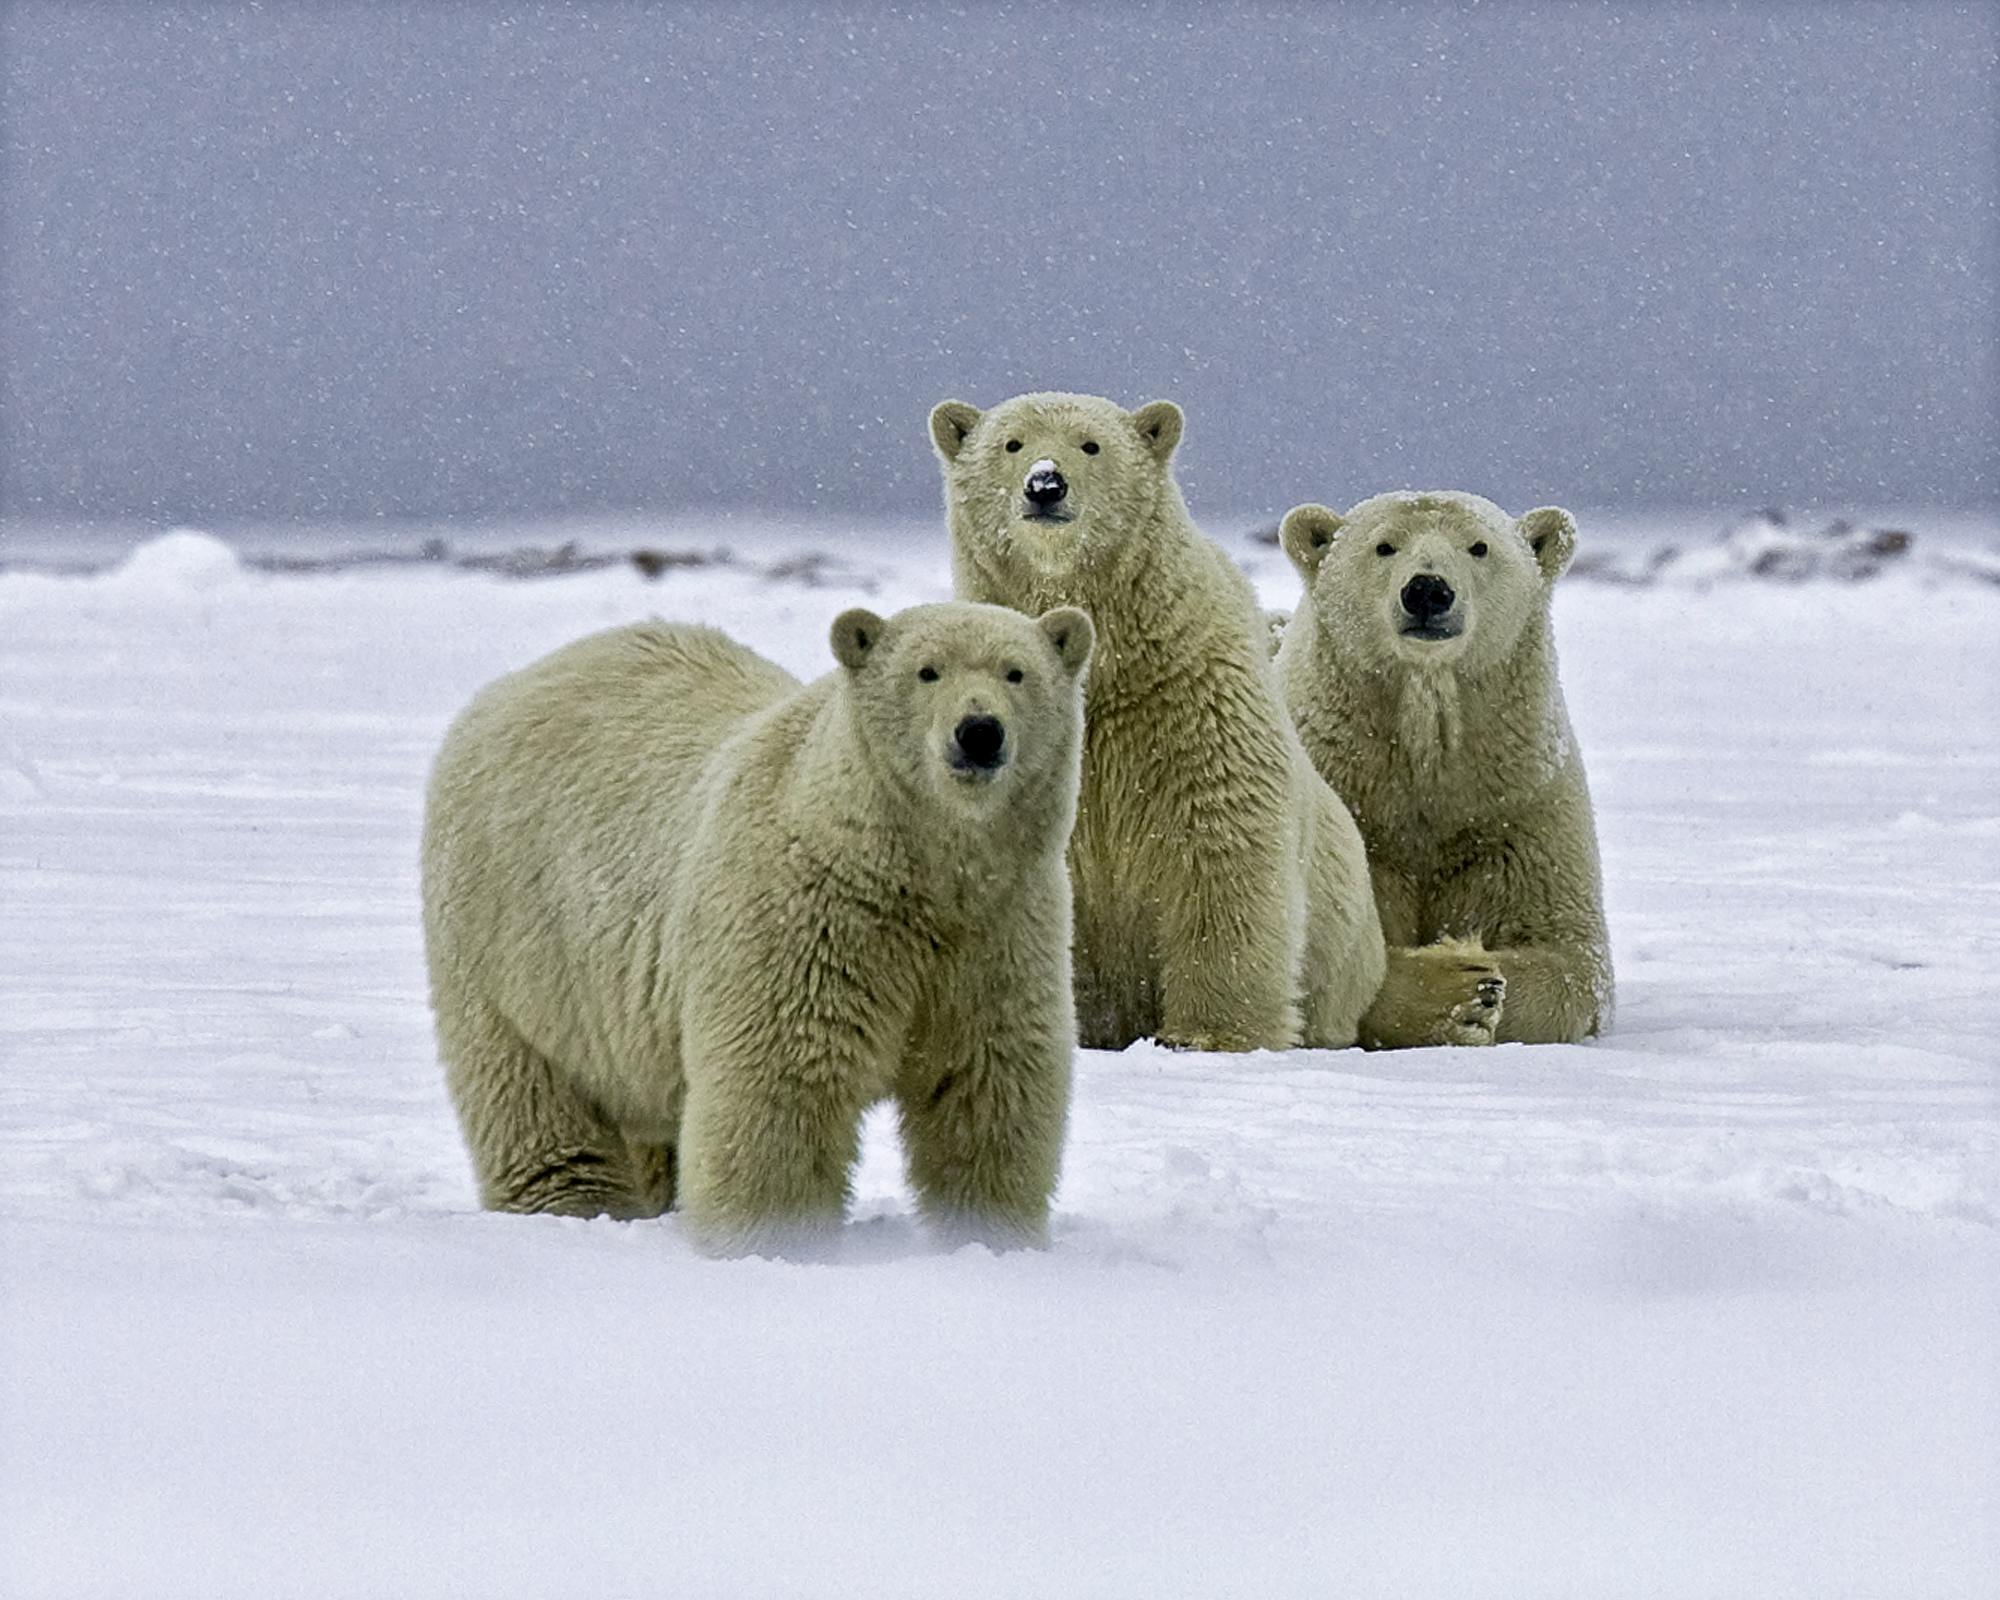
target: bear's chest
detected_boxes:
[922,855,1022,935]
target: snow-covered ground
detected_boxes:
[2,522,1996,1598]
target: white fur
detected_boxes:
[933,391,1384,1051]
[423,602,1094,1251]
[1277,491,1612,1045]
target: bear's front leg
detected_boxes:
[897,923,1073,1247]
[676,1028,874,1259]
[673,903,917,1255]
[1154,825,1302,1053]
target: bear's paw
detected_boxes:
[1364,939,1506,1049]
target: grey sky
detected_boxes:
[2,1,1994,526]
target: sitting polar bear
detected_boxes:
[422,601,1094,1254]
[930,391,1384,1053]
[1275,491,1613,1046]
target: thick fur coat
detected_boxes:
[422,601,1094,1252]
[931,391,1383,1051]
[1276,491,1612,1046]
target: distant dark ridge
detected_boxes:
[0,534,889,591]
[250,537,725,581]
[2,514,1995,587]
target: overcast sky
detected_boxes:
[2,1,1994,526]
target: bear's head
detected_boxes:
[1281,491,1576,674]
[828,600,1095,822]
[928,392,1185,580]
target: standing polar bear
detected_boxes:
[931,391,1384,1053]
[1276,491,1612,1046]
[422,601,1094,1254]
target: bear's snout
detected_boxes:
[1023,460,1068,510]
[1400,573,1456,622]
[951,714,1007,772]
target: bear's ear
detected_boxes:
[830,608,889,671]
[1279,503,1344,581]
[1036,606,1095,677]
[1519,506,1577,582]
[929,400,982,462]
[1129,400,1184,462]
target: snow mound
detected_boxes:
[111,528,243,591]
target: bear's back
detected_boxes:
[430,622,794,854]
[423,622,799,1066]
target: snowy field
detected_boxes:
[2,521,1997,1598]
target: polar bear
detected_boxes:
[930,391,1384,1052]
[1275,491,1612,1046]
[422,601,1095,1254]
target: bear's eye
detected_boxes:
[1006,667,1024,685]
[1469,541,1489,558]
[918,666,939,683]
[1081,440,1099,455]
[1005,440,1023,453]
[1375,542,1397,557]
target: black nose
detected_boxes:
[953,715,1006,769]
[1401,573,1455,620]
[1024,466,1068,507]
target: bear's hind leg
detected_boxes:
[1298,926,1381,1049]
[1486,942,1610,1044]
[440,999,655,1219]
[623,1138,678,1215]
[1070,906,1158,1050]
[1298,793,1387,1049]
